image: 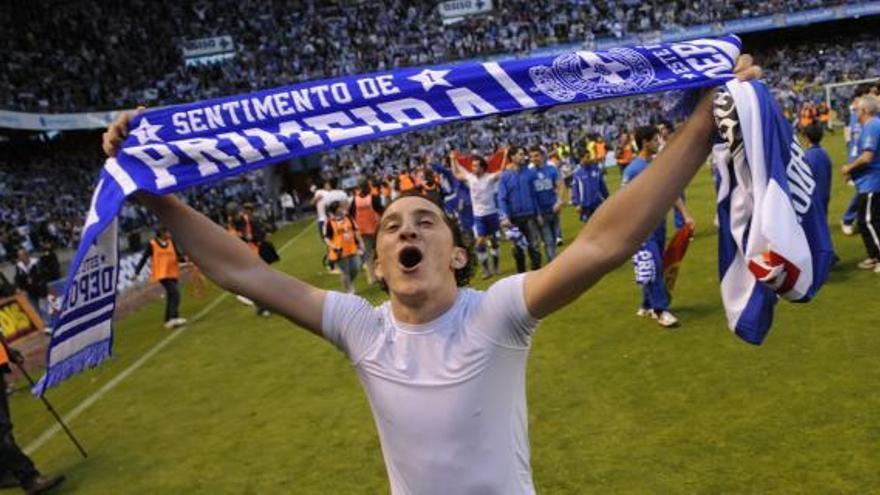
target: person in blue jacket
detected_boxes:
[803,123,837,263]
[623,126,693,328]
[841,94,880,271]
[571,141,609,222]
[528,146,562,261]
[498,146,543,273]
[841,86,871,235]
[802,124,833,221]
[432,159,475,244]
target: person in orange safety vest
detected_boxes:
[350,180,384,284]
[132,227,187,329]
[324,201,365,293]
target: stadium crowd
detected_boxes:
[1,31,878,265]
[0,0,860,112]
[0,156,270,263]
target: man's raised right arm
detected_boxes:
[103,110,326,335]
[449,152,471,182]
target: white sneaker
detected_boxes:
[636,308,655,318]
[655,311,679,328]
[164,318,187,329]
[841,222,856,236]
[874,263,880,274]
[856,258,878,270]
[236,295,255,306]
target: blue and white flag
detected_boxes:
[712,81,834,345]
[36,35,744,393]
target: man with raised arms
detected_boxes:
[450,153,502,278]
[102,57,759,495]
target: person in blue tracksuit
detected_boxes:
[498,146,543,273]
[456,179,475,242]
[841,95,880,271]
[432,161,460,217]
[841,86,872,234]
[622,126,694,328]
[432,160,474,244]
[802,124,833,221]
[528,146,562,261]
[571,145,609,222]
[802,123,836,262]
[431,163,474,245]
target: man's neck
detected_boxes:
[389,284,459,325]
[638,151,652,160]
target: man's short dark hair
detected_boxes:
[854,84,872,98]
[634,125,658,150]
[374,193,473,292]
[803,123,824,146]
[528,145,544,155]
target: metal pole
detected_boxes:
[13,361,88,459]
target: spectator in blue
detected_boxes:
[571,143,609,223]
[433,159,475,242]
[455,179,475,244]
[802,123,836,262]
[622,126,693,328]
[802,124,833,219]
[841,95,880,271]
[841,85,872,235]
[528,146,562,261]
[431,160,461,219]
[498,146,543,273]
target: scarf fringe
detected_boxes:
[33,339,112,396]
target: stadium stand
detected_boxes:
[0,0,861,112]
[1,1,879,262]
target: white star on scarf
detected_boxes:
[130,117,163,144]
[408,69,452,92]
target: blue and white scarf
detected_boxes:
[36,35,743,394]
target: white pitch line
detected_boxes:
[24,220,315,455]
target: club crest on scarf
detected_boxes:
[530,48,663,102]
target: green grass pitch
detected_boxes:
[4,133,879,493]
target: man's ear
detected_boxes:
[451,246,468,270]
[374,254,384,280]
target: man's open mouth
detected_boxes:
[398,246,423,271]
